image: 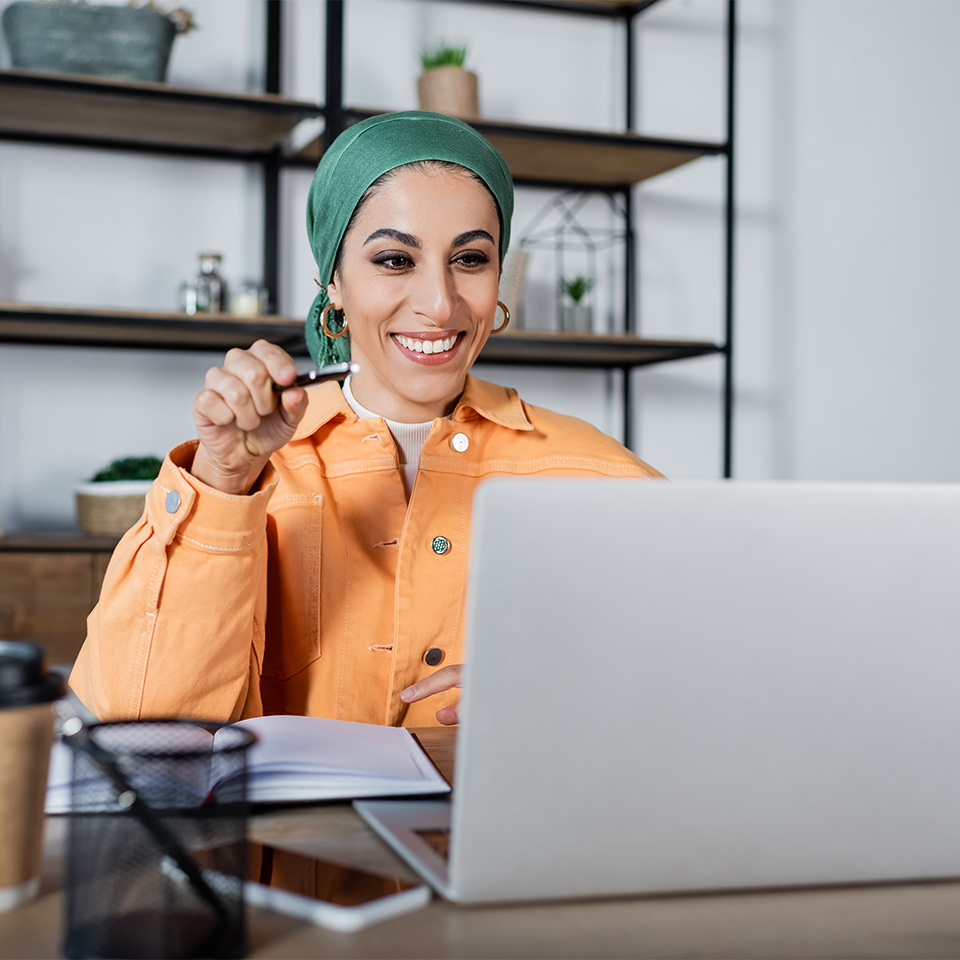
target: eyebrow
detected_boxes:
[363,228,421,248]
[453,229,496,247]
[362,228,496,249]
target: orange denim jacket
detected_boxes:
[70,376,663,726]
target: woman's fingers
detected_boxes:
[401,664,463,724]
[193,386,240,429]
[400,664,463,704]
[435,702,460,726]
[246,339,300,397]
[220,342,293,419]
[202,366,265,432]
[191,341,309,493]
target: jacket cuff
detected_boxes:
[146,440,278,549]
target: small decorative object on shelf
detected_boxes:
[75,456,162,536]
[180,252,228,316]
[417,42,479,119]
[518,190,626,335]
[230,282,269,318]
[1,1,196,84]
[558,275,596,333]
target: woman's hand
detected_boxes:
[191,340,309,495]
[401,664,463,725]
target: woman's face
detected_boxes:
[326,164,501,422]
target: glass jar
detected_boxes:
[178,275,201,316]
[197,253,228,314]
[230,282,268,317]
[179,253,229,316]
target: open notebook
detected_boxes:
[47,715,449,812]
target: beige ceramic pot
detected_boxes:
[417,66,479,119]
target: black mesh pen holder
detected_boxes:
[62,720,256,960]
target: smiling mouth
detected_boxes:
[393,333,463,356]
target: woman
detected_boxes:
[70,112,663,727]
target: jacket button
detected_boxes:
[165,490,181,514]
[451,432,469,453]
[424,647,444,667]
[431,536,451,555]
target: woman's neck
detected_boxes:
[346,372,463,423]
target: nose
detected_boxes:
[409,257,457,327]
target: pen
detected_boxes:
[273,361,359,392]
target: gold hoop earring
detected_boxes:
[320,303,349,339]
[491,300,510,335]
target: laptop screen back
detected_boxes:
[451,479,960,902]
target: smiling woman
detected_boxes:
[70,112,664,730]
[326,163,501,422]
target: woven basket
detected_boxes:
[2,1,177,83]
[75,481,152,536]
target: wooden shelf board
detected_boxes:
[0,303,721,368]
[0,531,120,553]
[479,329,723,368]
[503,0,659,14]
[441,0,660,15]
[0,70,321,153]
[0,303,721,369]
[298,110,720,186]
[0,302,308,354]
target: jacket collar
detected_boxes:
[290,374,533,442]
[452,375,534,431]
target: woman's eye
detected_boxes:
[454,251,491,267]
[372,252,413,269]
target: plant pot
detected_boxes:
[559,304,593,333]
[75,481,153,536]
[2,1,177,83]
[417,66,479,119]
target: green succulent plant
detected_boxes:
[420,43,468,71]
[91,456,163,483]
[559,275,596,304]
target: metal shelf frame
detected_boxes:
[321,0,736,473]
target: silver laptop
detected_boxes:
[356,479,960,903]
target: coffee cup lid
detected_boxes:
[0,640,66,708]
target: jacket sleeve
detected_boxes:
[70,440,276,723]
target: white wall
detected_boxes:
[1,0,959,531]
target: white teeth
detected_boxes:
[396,335,456,355]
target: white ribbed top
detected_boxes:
[342,377,435,497]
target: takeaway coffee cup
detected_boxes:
[0,639,65,912]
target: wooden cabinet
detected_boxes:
[0,535,117,665]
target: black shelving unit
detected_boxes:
[311,0,736,474]
[0,0,735,473]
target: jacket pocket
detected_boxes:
[262,494,322,680]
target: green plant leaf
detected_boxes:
[420,43,468,71]
[558,275,596,304]
[91,456,163,483]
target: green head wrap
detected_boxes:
[305,111,514,367]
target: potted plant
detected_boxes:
[2,1,196,84]
[417,42,479,119]
[75,456,163,536]
[558,275,596,333]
